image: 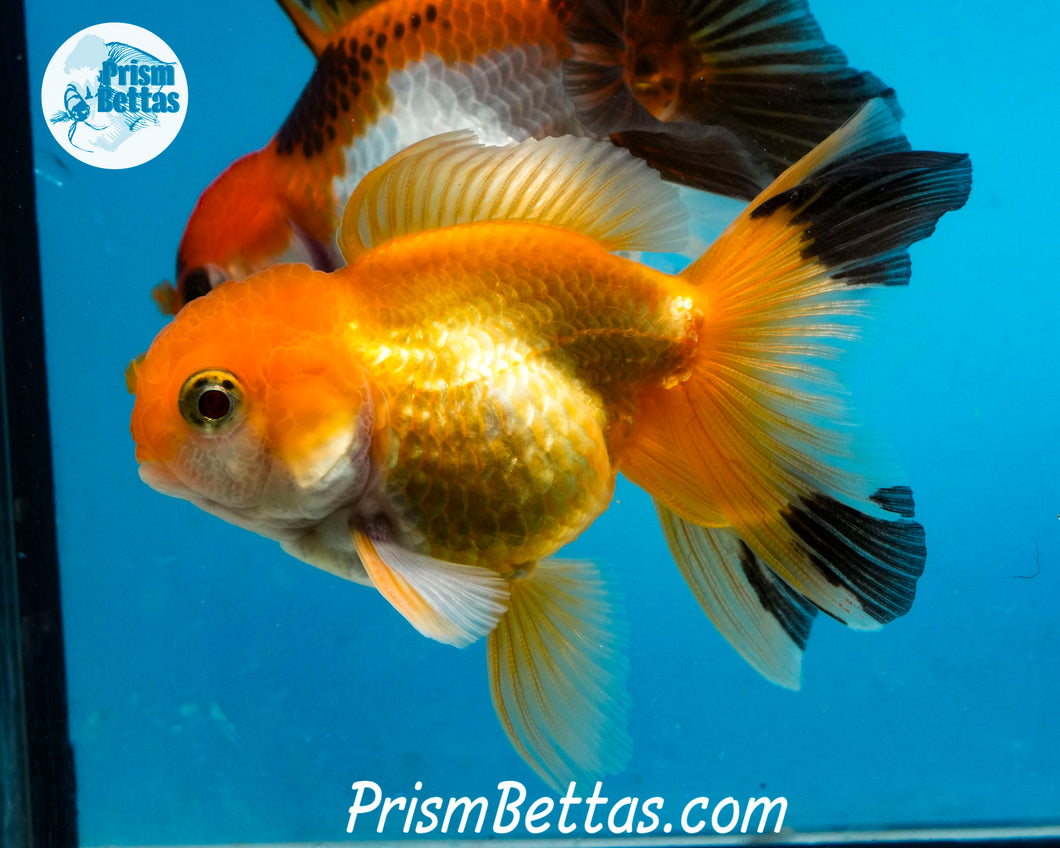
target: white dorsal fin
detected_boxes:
[338,132,690,262]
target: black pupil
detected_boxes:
[198,388,231,420]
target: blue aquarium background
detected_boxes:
[22,0,1059,843]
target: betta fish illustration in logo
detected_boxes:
[41,23,188,168]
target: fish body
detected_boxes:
[164,0,899,310]
[131,101,971,786]
[144,225,685,560]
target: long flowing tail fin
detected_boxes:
[619,99,971,687]
[564,0,902,198]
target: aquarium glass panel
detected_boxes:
[21,0,1060,843]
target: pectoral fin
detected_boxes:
[352,520,509,647]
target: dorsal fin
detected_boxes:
[338,132,690,262]
[275,0,386,56]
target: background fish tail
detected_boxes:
[619,100,970,684]
[487,559,631,789]
[564,0,903,195]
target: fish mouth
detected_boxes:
[137,458,297,540]
[137,461,190,500]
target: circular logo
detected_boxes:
[41,23,188,169]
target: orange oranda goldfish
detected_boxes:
[159,0,899,312]
[129,100,970,787]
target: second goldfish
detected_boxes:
[162,0,898,311]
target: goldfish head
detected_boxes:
[129,264,384,541]
[166,151,340,315]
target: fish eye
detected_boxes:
[179,370,242,431]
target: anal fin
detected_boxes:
[487,559,630,789]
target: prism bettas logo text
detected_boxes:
[42,23,187,168]
[96,53,181,114]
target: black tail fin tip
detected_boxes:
[563,0,904,178]
[751,149,973,287]
[655,504,818,690]
[871,485,917,519]
[781,488,927,626]
[737,540,819,653]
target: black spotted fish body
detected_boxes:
[165,0,900,310]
